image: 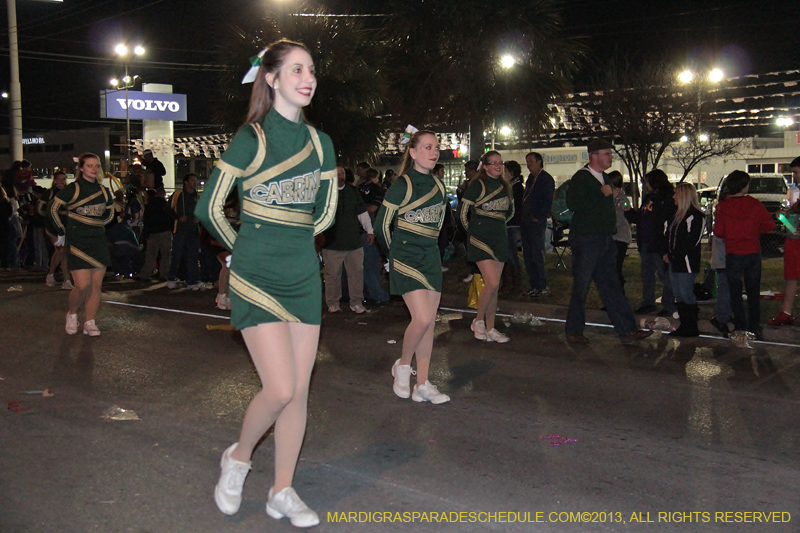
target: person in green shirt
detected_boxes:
[376,129,450,405]
[322,165,374,313]
[197,40,336,528]
[457,150,515,343]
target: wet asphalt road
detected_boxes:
[1,274,799,533]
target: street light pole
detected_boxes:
[114,43,144,170]
[6,0,22,161]
[124,63,130,167]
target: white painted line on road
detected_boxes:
[105,300,230,320]
[439,306,800,348]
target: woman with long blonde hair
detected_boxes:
[665,182,705,336]
[457,150,515,343]
[376,129,450,404]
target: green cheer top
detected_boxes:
[47,176,115,270]
[376,169,446,294]
[196,107,337,328]
[458,176,514,262]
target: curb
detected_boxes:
[439,292,800,345]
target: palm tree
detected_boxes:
[385,0,584,158]
[213,5,387,166]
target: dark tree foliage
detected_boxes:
[565,60,754,205]
[212,5,387,166]
[385,0,584,159]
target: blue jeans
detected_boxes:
[566,234,637,337]
[639,244,676,312]
[669,271,697,304]
[168,232,200,284]
[506,226,521,267]
[726,253,762,332]
[362,234,389,303]
[521,218,547,290]
[714,268,731,323]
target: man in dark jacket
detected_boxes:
[142,150,166,190]
[521,152,555,296]
[167,174,201,290]
[138,187,173,281]
[564,139,651,344]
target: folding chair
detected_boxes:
[550,225,570,269]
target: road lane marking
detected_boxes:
[105,300,230,320]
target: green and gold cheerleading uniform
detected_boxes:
[47,177,114,270]
[458,177,514,262]
[375,169,446,294]
[196,107,337,329]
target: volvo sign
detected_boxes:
[101,90,187,121]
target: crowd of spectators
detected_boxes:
[3,149,799,340]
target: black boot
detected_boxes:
[671,302,699,337]
[684,304,700,337]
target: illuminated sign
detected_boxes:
[22,137,45,145]
[102,90,187,121]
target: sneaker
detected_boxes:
[412,380,450,404]
[187,282,204,291]
[83,320,100,337]
[65,313,78,335]
[61,280,73,290]
[214,443,251,515]
[167,280,178,289]
[486,328,510,343]
[441,266,449,272]
[462,274,474,283]
[350,303,367,314]
[526,289,541,297]
[46,274,56,287]
[215,294,231,310]
[391,358,415,399]
[266,486,319,528]
[327,305,341,313]
[470,319,487,341]
[767,311,793,326]
[537,288,551,297]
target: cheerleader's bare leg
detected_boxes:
[476,260,503,331]
[399,289,441,384]
[235,322,319,492]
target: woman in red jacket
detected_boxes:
[713,171,775,338]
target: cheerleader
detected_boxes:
[47,154,115,336]
[196,40,337,528]
[376,129,450,404]
[458,150,515,343]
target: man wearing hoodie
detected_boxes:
[714,170,775,338]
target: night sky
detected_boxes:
[0,0,797,135]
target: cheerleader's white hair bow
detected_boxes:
[399,124,418,145]
[242,48,269,84]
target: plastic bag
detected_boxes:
[467,273,484,309]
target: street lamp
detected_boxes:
[113,43,145,167]
[500,55,515,69]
